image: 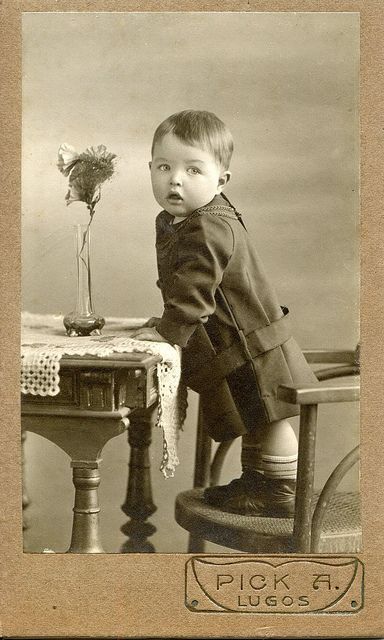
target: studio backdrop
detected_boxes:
[21,11,359,553]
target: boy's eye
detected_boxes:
[187,167,200,175]
[158,164,170,171]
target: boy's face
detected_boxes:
[150,133,230,217]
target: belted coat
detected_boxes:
[155,195,317,441]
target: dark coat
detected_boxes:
[155,195,317,441]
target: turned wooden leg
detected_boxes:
[67,460,104,554]
[22,410,129,553]
[121,406,157,553]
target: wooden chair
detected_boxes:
[175,349,360,554]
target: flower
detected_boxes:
[58,143,117,214]
[58,143,117,266]
[57,143,79,177]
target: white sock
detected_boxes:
[261,419,298,480]
[241,420,298,480]
[261,453,297,480]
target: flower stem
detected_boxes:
[78,206,95,268]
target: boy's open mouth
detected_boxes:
[168,192,183,202]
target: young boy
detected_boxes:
[131,109,317,517]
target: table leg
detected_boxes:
[121,406,157,553]
[67,460,104,554]
[22,411,129,553]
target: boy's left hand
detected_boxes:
[129,326,169,343]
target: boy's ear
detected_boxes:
[217,171,231,192]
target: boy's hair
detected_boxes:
[151,110,233,170]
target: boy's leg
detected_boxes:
[259,419,297,516]
[261,419,298,480]
[203,430,265,506]
[204,419,297,517]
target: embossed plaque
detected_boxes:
[185,556,364,614]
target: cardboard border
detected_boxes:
[1,1,383,637]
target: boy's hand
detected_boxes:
[143,316,161,328]
[130,326,169,343]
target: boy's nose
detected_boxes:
[169,172,182,186]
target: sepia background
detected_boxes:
[22,11,359,553]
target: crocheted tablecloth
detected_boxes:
[21,312,187,478]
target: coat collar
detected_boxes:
[159,194,239,225]
[194,194,239,219]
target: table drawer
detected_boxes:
[22,365,158,412]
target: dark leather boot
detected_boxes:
[203,469,266,512]
[261,477,296,518]
[203,472,296,518]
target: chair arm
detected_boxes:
[303,349,357,365]
[277,382,360,405]
[315,365,359,381]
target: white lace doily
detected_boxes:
[21,312,187,478]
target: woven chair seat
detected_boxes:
[175,489,361,553]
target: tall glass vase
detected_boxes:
[63,223,105,336]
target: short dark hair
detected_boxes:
[151,110,233,170]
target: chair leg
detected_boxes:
[187,401,211,553]
[187,535,206,553]
[210,439,234,486]
[293,404,318,553]
[192,402,212,488]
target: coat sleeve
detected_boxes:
[156,214,234,347]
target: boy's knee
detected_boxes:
[262,419,298,456]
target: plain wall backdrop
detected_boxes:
[21,11,359,553]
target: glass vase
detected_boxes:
[63,223,105,337]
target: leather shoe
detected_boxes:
[203,472,296,518]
